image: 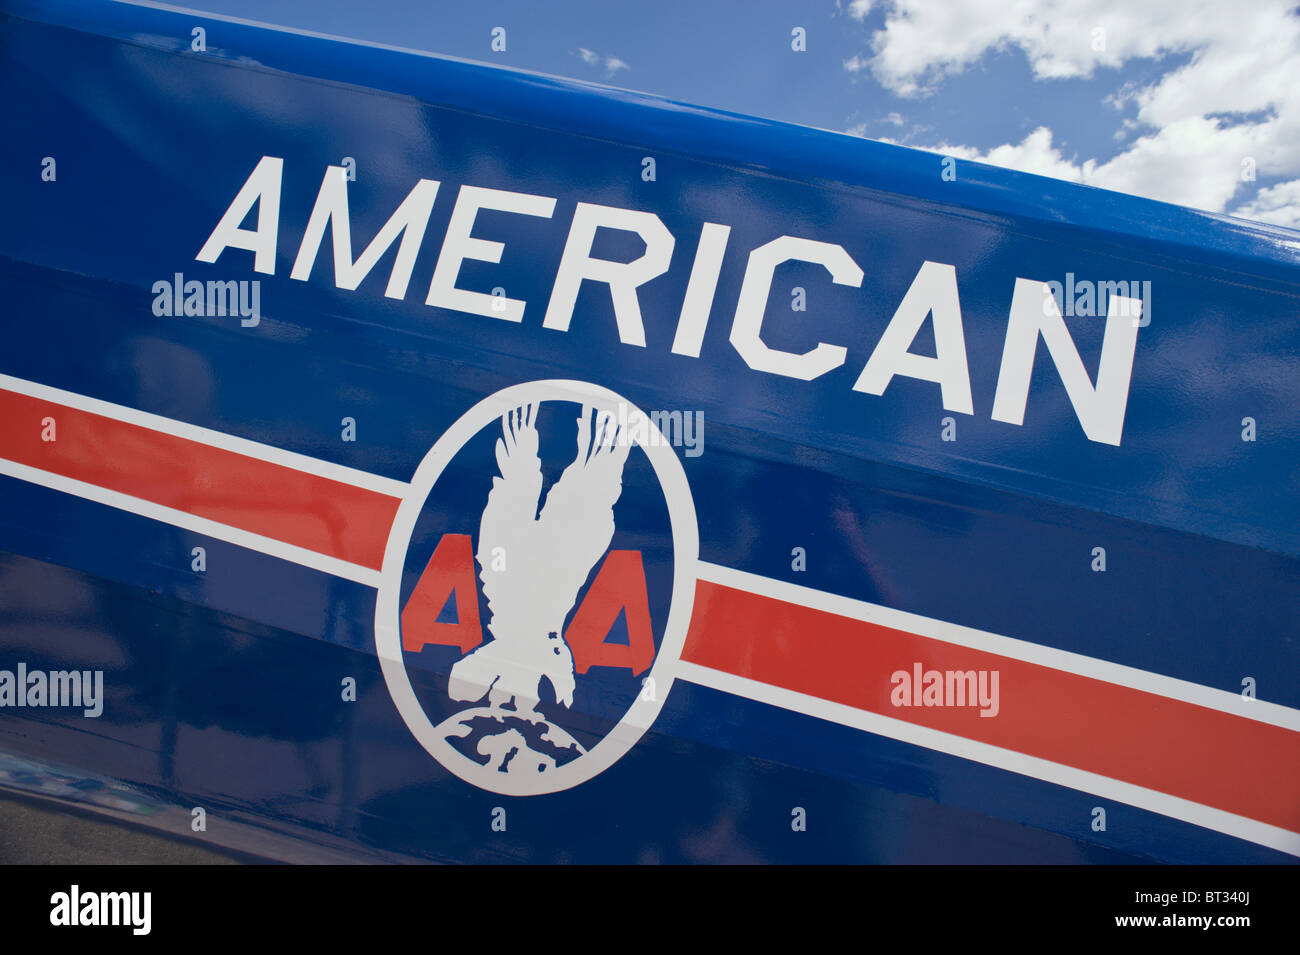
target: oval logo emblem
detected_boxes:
[375,380,698,794]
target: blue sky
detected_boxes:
[176,0,1300,229]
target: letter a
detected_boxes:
[401,534,483,654]
[564,550,656,676]
[196,156,283,275]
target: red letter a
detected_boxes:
[564,550,655,676]
[400,533,483,654]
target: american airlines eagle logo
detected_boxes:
[450,402,631,723]
[374,381,698,795]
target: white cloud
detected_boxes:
[920,119,1258,212]
[575,48,628,77]
[844,54,870,74]
[847,0,875,20]
[845,113,906,139]
[1234,179,1300,228]
[938,126,1090,183]
[845,0,1300,219]
[862,0,1217,97]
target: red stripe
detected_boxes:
[682,579,1300,832]
[0,390,400,570]
[6,384,1297,833]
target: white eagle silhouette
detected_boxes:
[447,402,631,721]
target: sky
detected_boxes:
[173,0,1300,229]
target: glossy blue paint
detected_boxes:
[0,0,1296,862]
